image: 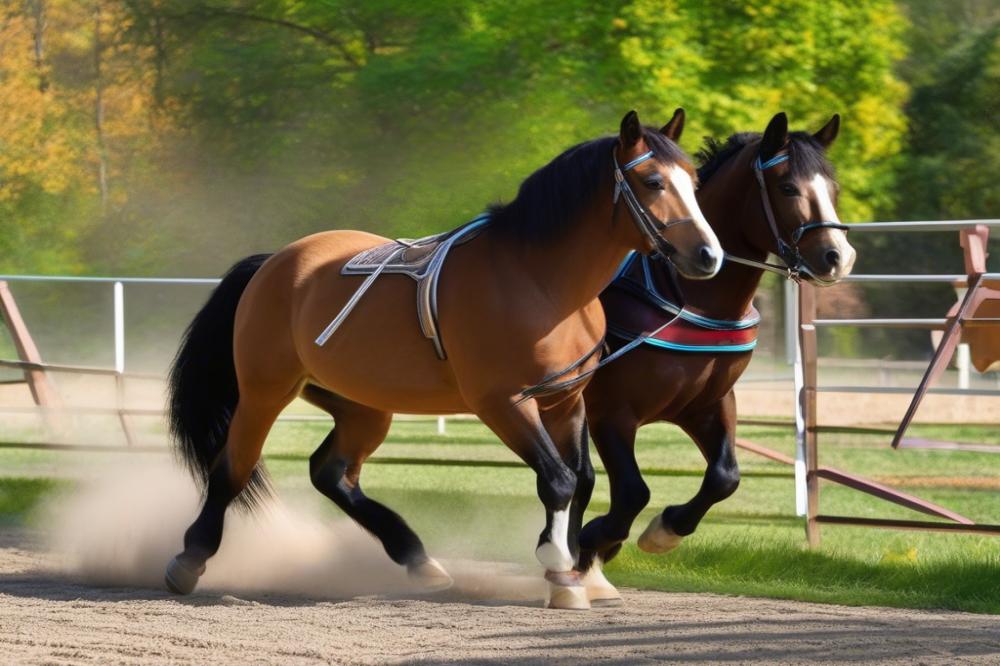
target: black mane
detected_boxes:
[696,131,835,184]
[488,128,688,243]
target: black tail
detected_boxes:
[168,254,273,511]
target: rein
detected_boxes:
[723,151,849,283]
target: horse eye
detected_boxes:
[779,183,799,196]
[644,178,664,190]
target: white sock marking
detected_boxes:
[535,508,574,572]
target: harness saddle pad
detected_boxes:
[341,215,488,359]
[603,252,759,353]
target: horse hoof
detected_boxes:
[591,596,625,608]
[581,564,623,606]
[545,570,590,610]
[547,581,590,610]
[409,558,453,592]
[164,556,205,595]
[637,516,684,554]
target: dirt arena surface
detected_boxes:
[2,531,998,664]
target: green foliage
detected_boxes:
[896,13,999,221]
[3,1,996,362]
[838,1,1000,358]
[2,0,910,277]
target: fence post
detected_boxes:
[798,282,821,546]
[114,282,137,446]
[437,416,446,435]
[957,343,971,390]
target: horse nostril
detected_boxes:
[825,249,840,268]
[700,245,717,271]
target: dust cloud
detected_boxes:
[39,455,546,604]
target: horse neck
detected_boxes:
[672,150,769,321]
[498,189,635,318]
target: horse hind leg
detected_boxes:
[166,394,288,595]
[302,386,451,591]
[638,396,740,554]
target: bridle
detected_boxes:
[516,146,700,405]
[724,151,849,282]
[613,148,696,258]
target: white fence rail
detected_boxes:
[1,219,997,450]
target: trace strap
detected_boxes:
[515,305,685,405]
[315,254,393,346]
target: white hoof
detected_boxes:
[547,580,590,610]
[637,516,684,554]
[408,557,453,591]
[581,562,622,606]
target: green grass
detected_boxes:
[0,477,64,524]
[1,418,999,613]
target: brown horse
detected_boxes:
[164,110,722,609]
[576,112,856,604]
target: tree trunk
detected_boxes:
[93,0,109,212]
[28,0,48,92]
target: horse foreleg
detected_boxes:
[479,397,587,610]
[638,392,740,554]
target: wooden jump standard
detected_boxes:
[794,223,1000,544]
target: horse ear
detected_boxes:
[759,112,788,161]
[660,108,685,142]
[813,114,840,149]
[619,110,642,148]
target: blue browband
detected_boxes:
[621,150,655,171]
[754,153,790,171]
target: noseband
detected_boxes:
[613,149,695,258]
[725,151,849,281]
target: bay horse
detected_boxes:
[164,110,723,609]
[576,112,857,604]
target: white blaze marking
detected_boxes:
[669,165,723,272]
[809,174,840,223]
[535,508,574,572]
[807,173,855,274]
